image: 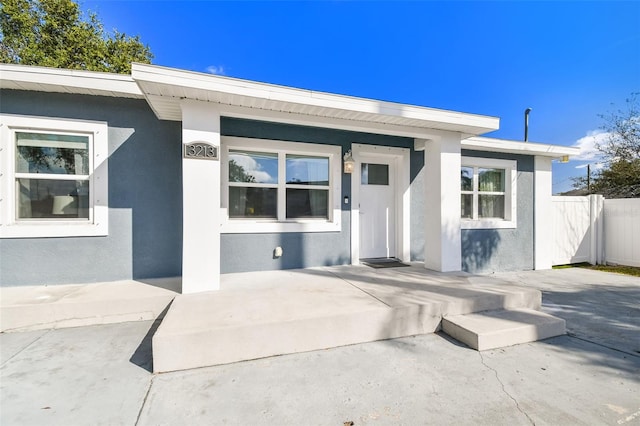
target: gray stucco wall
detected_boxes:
[219,117,413,273]
[0,90,183,286]
[460,150,535,273]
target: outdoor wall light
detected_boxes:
[343,149,355,173]
[561,155,569,163]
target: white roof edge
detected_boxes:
[131,63,500,133]
[0,63,143,98]
[463,136,580,158]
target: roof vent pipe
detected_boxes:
[524,108,532,142]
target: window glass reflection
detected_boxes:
[286,154,329,185]
[229,150,278,183]
[16,132,89,175]
[478,168,504,192]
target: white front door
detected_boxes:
[359,156,395,259]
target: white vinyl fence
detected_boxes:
[604,199,640,267]
[552,195,640,267]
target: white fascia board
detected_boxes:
[0,63,143,98]
[142,94,457,139]
[218,104,452,140]
[131,63,499,135]
[462,136,580,159]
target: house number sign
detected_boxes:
[183,142,219,160]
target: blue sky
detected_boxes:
[83,1,640,193]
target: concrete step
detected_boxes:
[442,308,566,351]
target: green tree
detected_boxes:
[590,159,640,198]
[0,0,152,73]
[573,94,640,198]
[229,160,256,183]
[597,93,640,163]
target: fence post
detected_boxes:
[596,195,604,264]
[589,194,605,265]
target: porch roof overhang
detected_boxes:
[0,63,143,99]
[130,63,500,140]
[463,136,580,160]
[0,63,579,159]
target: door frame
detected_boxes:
[350,143,410,264]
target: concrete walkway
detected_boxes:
[0,278,180,332]
[1,268,638,425]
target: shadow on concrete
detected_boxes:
[326,266,526,308]
[538,334,640,378]
[434,331,472,349]
[129,302,173,373]
[536,284,640,356]
[136,277,182,294]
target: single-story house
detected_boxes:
[0,63,578,294]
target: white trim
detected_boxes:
[132,63,500,136]
[534,156,553,270]
[217,103,452,140]
[460,156,517,230]
[463,136,579,159]
[350,143,410,264]
[422,134,462,272]
[0,114,108,238]
[0,63,142,99]
[220,136,342,233]
[181,101,222,293]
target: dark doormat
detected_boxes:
[361,258,410,269]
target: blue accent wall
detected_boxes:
[0,90,183,286]
[219,117,413,273]
[460,150,535,273]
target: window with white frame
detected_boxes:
[221,136,341,233]
[0,114,108,238]
[460,157,517,229]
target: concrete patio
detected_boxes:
[0,262,566,372]
[1,267,638,425]
[154,265,565,371]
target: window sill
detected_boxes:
[461,219,516,230]
[0,221,108,238]
[221,218,341,234]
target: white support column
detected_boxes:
[534,156,552,270]
[181,101,221,293]
[421,134,462,272]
